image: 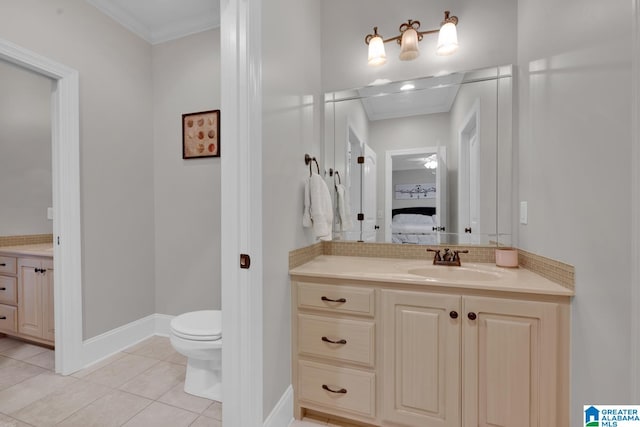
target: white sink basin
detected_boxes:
[407,266,502,282]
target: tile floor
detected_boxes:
[0,335,220,426]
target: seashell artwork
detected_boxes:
[182,110,220,158]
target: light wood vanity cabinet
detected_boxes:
[0,250,54,346]
[18,258,55,342]
[292,272,570,427]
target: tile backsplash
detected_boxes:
[0,234,53,247]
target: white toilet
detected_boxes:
[169,310,222,401]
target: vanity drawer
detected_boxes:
[297,282,375,317]
[0,304,17,333]
[298,360,375,419]
[0,256,17,275]
[0,276,17,305]
[298,314,374,367]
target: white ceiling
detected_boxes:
[86,0,220,45]
[357,73,464,121]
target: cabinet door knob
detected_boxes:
[0,316,6,320]
[322,336,347,345]
[322,384,347,394]
[449,311,458,319]
[467,312,477,320]
[0,263,5,267]
[321,296,346,303]
[0,288,5,291]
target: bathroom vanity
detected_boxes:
[0,244,54,346]
[290,255,572,426]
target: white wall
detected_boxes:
[0,60,52,236]
[321,0,517,91]
[516,0,633,420]
[0,0,156,339]
[262,0,323,419]
[152,29,221,315]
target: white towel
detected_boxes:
[303,172,334,241]
[335,183,353,232]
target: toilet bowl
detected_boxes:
[169,310,222,401]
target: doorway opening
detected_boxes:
[0,39,83,375]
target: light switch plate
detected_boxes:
[47,207,54,220]
[519,201,528,225]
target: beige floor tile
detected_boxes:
[0,337,21,353]
[0,413,32,427]
[23,348,55,370]
[71,352,126,379]
[0,357,46,391]
[201,401,222,420]
[119,361,185,400]
[10,379,111,426]
[164,351,187,366]
[0,342,48,361]
[56,390,152,427]
[157,382,213,414]
[190,415,221,427]
[82,354,160,388]
[124,336,176,361]
[0,371,77,414]
[122,402,198,427]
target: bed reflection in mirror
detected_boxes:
[324,65,513,247]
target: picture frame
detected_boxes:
[182,109,220,159]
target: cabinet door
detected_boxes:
[382,290,461,427]
[18,258,43,338]
[463,296,559,427]
[42,260,55,342]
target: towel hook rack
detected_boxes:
[304,153,320,176]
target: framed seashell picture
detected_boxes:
[182,109,220,158]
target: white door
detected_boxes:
[435,147,447,244]
[469,133,481,244]
[361,143,377,242]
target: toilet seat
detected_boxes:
[171,310,221,341]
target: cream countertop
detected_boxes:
[290,255,574,297]
[0,243,54,258]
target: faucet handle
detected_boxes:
[452,249,469,262]
[426,248,442,262]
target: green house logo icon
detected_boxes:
[585,406,599,427]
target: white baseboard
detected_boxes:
[154,313,174,336]
[264,385,293,427]
[81,313,175,370]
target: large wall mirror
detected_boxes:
[324,65,513,246]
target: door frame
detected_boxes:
[631,0,640,401]
[384,146,441,243]
[220,0,264,425]
[0,39,83,375]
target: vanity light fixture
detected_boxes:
[365,10,459,66]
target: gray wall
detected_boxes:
[262,0,323,418]
[517,0,633,420]
[0,60,52,236]
[0,0,156,339]
[152,29,221,315]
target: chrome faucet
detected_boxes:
[427,248,469,266]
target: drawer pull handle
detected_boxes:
[0,288,5,291]
[0,316,5,320]
[321,336,347,345]
[321,296,346,303]
[0,263,5,267]
[322,384,347,394]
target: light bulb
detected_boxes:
[437,22,458,56]
[399,28,420,61]
[367,35,387,66]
